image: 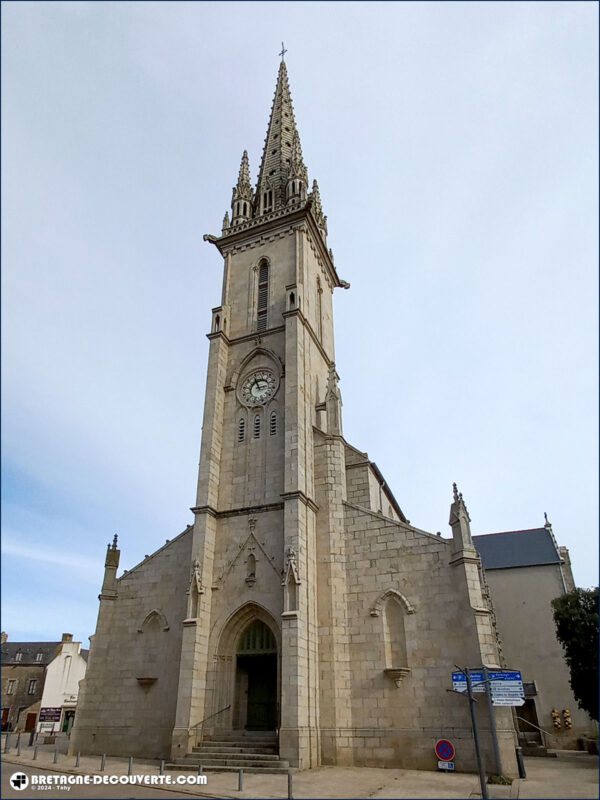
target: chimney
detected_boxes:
[62,633,73,643]
[1,632,7,645]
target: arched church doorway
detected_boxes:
[234,620,278,731]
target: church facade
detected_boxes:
[70,60,518,775]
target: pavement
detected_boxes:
[1,737,598,799]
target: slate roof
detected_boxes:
[473,528,561,570]
[1,642,61,666]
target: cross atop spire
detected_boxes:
[279,42,287,61]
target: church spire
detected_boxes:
[255,59,304,215]
[231,150,253,225]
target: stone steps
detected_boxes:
[166,731,288,774]
[165,762,289,774]
[203,733,277,743]
[189,747,279,761]
[520,745,557,758]
[174,756,289,768]
[190,751,282,762]
[193,743,277,754]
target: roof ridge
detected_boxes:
[474,527,548,538]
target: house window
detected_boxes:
[270,412,277,436]
[253,415,261,439]
[6,680,16,695]
[35,652,43,662]
[28,680,37,695]
[14,652,22,662]
[238,418,245,443]
[257,261,269,332]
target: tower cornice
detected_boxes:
[204,204,345,290]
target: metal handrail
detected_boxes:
[515,716,559,749]
[189,704,231,748]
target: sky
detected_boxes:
[2,1,598,645]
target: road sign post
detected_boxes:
[483,666,503,776]
[465,668,489,800]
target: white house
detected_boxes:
[37,634,88,734]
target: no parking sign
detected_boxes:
[435,739,455,771]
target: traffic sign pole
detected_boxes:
[483,666,503,776]
[466,668,489,800]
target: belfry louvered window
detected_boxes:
[270,412,277,436]
[238,418,245,442]
[257,261,269,332]
[262,189,273,213]
[254,414,261,438]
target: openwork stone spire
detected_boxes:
[231,150,254,225]
[255,60,304,215]
[216,59,337,255]
[235,150,253,200]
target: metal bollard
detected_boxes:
[33,746,38,761]
[238,768,243,791]
[288,770,293,800]
[160,760,165,775]
[128,756,133,776]
[76,751,80,767]
[29,730,35,747]
[3,733,9,753]
[17,733,21,756]
[53,745,59,764]
[100,753,106,771]
[198,763,203,775]
[515,746,527,779]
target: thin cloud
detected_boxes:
[2,539,102,584]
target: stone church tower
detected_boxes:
[70,59,518,775]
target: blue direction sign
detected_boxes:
[452,672,485,692]
[451,670,524,706]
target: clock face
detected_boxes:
[241,370,277,406]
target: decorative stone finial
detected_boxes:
[289,131,308,182]
[544,511,550,528]
[222,211,230,231]
[309,180,327,236]
[231,151,254,224]
[325,364,343,435]
[452,483,459,502]
[112,534,118,550]
[237,150,252,193]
